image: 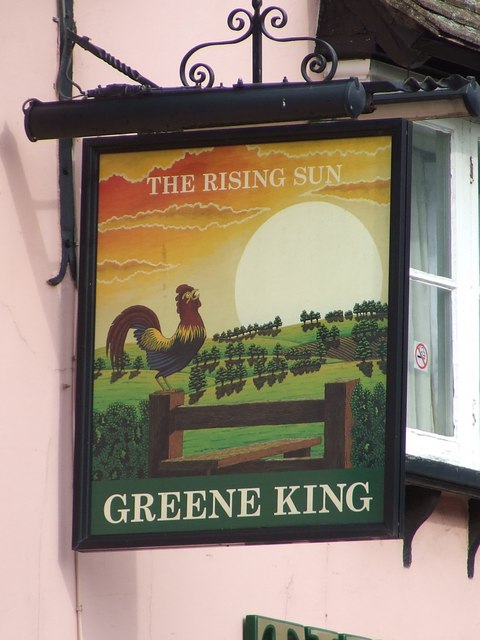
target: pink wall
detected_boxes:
[77,494,478,640]
[1,1,77,638]
[2,2,479,639]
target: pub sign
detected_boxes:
[73,120,410,550]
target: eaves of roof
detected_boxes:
[317,0,480,79]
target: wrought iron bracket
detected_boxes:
[179,0,337,87]
[468,499,480,578]
[367,74,480,118]
[404,490,480,578]
[403,485,441,568]
[49,0,77,286]
[65,28,160,90]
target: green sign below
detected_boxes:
[245,615,379,640]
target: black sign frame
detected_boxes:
[73,119,410,551]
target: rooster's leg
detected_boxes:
[155,372,171,390]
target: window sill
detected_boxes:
[406,455,480,498]
[405,455,480,577]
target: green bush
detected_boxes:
[350,382,386,468]
[91,400,149,480]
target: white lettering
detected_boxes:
[327,164,342,183]
[181,174,195,193]
[103,493,129,524]
[273,482,371,516]
[293,164,342,187]
[203,172,217,191]
[229,171,243,190]
[162,175,178,194]
[269,167,286,188]
[147,175,162,195]
[209,489,236,519]
[238,487,261,517]
[101,480,373,527]
[131,493,156,522]
[303,484,317,515]
[293,166,307,186]
[274,485,301,515]
[203,168,285,191]
[147,174,195,194]
[346,482,372,512]
[184,490,207,520]
[317,483,346,513]
[157,491,182,521]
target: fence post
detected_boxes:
[149,390,185,476]
[323,379,359,469]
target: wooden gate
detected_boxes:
[149,379,358,476]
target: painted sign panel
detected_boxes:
[73,120,410,550]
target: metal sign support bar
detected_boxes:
[24,79,367,141]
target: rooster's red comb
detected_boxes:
[176,284,194,297]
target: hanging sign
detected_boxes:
[73,119,410,550]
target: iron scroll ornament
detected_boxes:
[179,0,338,87]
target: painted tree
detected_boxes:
[350,383,386,468]
[355,337,372,362]
[133,355,144,372]
[188,366,207,394]
[329,325,340,345]
[214,366,228,388]
[316,324,329,343]
[234,341,245,360]
[352,319,378,343]
[225,362,237,385]
[94,357,106,376]
[367,299,377,316]
[377,337,388,361]
[235,362,248,382]
[198,348,210,365]
[273,343,284,360]
[314,338,327,360]
[210,346,221,364]
[278,359,288,374]
[265,359,277,375]
[253,359,266,377]
[91,400,149,480]
[225,342,236,362]
[121,351,132,371]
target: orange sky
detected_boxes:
[94,136,392,347]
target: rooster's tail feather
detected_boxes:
[106,305,161,370]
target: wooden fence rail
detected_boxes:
[149,379,358,477]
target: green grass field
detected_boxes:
[93,320,386,410]
[92,319,386,461]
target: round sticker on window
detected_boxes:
[414,341,429,372]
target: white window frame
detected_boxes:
[406,118,480,470]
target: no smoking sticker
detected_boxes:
[414,341,429,372]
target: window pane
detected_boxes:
[407,280,453,436]
[410,125,451,277]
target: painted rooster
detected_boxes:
[106,284,206,388]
